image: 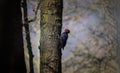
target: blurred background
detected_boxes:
[23,0,119,73]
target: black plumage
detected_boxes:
[60,29,70,50]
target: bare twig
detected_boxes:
[27,0,41,23]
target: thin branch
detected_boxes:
[21,0,34,73]
[27,0,41,23]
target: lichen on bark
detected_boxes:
[40,0,63,73]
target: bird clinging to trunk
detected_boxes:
[60,28,70,50]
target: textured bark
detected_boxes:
[0,0,26,73]
[22,0,34,73]
[40,0,63,73]
[102,0,120,72]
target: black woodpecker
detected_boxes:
[60,28,70,50]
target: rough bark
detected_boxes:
[40,0,63,73]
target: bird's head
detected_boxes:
[65,28,70,33]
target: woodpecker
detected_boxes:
[38,28,70,51]
[60,28,70,50]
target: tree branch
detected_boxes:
[27,0,41,23]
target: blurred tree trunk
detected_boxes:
[101,0,120,73]
[0,0,27,73]
[0,1,3,72]
[0,0,3,54]
[40,0,63,73]
[22,0,34,73]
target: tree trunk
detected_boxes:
[101,0,120,73]
[0,0,27,73]
[40,0,63,73]
[22,0,34,73]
